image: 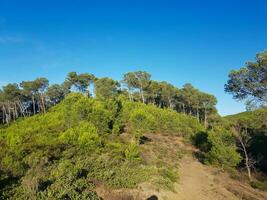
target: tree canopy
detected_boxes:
[225,51,267,109]
[0,70,217,128]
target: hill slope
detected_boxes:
[0,93,203,199]
[0,93,266,199]
[95,133,267,200]
[224,107,267,174]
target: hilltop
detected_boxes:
[0,93,203,199]
[0,93,267,199]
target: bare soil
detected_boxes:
[96,134,267,200]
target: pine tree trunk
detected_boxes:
[41,94,46,113]
[204,107,207,128]
[32,96,36,115]
[17,101,26,118]
[140,85,145,103]
[197,107,200,122]
[3,105,9,125]
[239,136,252,181]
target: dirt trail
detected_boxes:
[97,135,267,200]
[172,155,239,200]
[139,154,266,200]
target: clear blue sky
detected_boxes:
[0,0,266,116]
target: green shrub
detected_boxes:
[124,140,141,161]
[191,131,211,152]
[0,93,206,198]
[152,167,178,191]
[250,180,267,191]
[122,100,204,137]
[205,128,241,168]
[129,109,156,137]
[60,121,101,146]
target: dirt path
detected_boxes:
[153,154,267,200]
[96,135,267,200]
[172,155,238,200]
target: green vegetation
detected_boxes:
[192,128,242,169]
[225,107,267,175]
[0,70,218,129]
[192,51,267,188]
[204,127,241,168]
[0,93,203,199]
[192,105,267,188]
[225,50,267,109]
[0,50,266,197]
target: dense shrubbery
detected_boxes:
[225,108,267,180]
[192,107,267,188]
[0,93,204,199]
[204,127,241,168]
[121,101,204,137]
[192,127,241,169]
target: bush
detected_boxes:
[62,94,115,134]
[205,128,241,168]
[191,131,211,152]
[60,121,101,147]
[129,109,156,137]
[122,101,204,137]
[250,180,267,191]
[0,93,206,198]
[124,140,141,161]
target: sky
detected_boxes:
[0,0,266,116]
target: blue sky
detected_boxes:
[0,0,266,116]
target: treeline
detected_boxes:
[0,71,218,127]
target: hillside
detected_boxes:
[225,107,267,130]
[1,93,267,199]
[0,93,203,199]
[224,107,267,174]
[94,133,267,200]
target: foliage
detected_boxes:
[152,167,178,191]
[225,50,267,108]
[0,93,204,199]
[204,127,241,168]
[124,140,141,161]
[0,70,218,130]
[191,131,211,152]
[122,101,204,137]
[129,109,156,137]
[250,180,267,191]
[60,121,101,146]
[94,77,120,100]
[225,107,267,174]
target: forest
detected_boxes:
[0,51,266,199]
[0,70,218,127]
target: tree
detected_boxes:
[20,78,49,114]
[122,72,137,101]
[233,127,253,180]
[146,80,162,106]
[78,73,95,96]
[159,81,177,109]
[65,72,95,96]
[180,83,199,116]
[122,71,151,103]
[46,84,65,106]
[1,84,22,123]
[94,77,120,100]
[225,51,267,109]
[198,93,217,128]
[231,123,264,181]
[34,78,49,113]
[20,80,38,115]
